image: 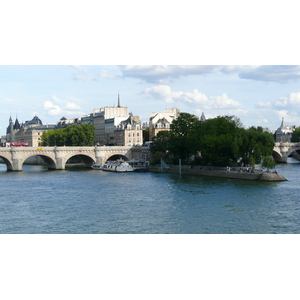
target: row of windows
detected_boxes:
[127,139,140,143]
[128,132,140,137]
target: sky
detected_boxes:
[1,65,300,136]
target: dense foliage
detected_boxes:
[150,112,275,167]
[233,126,275,166]
[291,128,300,142]
[40,124,95,146]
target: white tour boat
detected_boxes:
[92,160,134,172]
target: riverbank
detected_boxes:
[149,165,287,181]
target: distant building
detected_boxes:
[275,117,296,142]
[5,115,55,147]
[149,108,180,140]
[93,93,143,146]
[113,115,143,146]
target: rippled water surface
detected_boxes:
[0,162,299,233]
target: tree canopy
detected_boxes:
[233,126,275,166]
[150,112,276,167]
[40,124,95,146]
[291,128,300,143]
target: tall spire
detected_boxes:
[200,112,206,121]
[280,117,284,128]
[118,91,120,107]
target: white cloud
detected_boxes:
[99,70,119,79]
[221,65,260,74]
[274,110,300,124]
[271,93,300,108]
[142,85,243,110]
[255,92,300,120]
[65,102,82,110]
[208,93,242,110]
[120,65,300,84]
[239,65,300,83]
[68,65,97,81]
[43,96,85,117]
[121,65,222,83]
[143,85,174,103]
[43,101,62,116]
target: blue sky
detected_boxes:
[1,65,300,136]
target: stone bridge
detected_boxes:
[0,146,150,171]
[273,142,300,163]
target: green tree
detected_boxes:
[150,131,170,154]
[168,112,199,161]
[233,126,275,166]
[40,124,95,146]
[149,131,171,164]
[193,116,242,165]
[291,128,300,143]
[261,155,276,169]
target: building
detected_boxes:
[149,108,180,140]
[275,117,296,142]
[3,93,145,148]
[113,115,143,146]
[93,93,143,146]
[5,115,56,147]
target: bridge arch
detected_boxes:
[272,150,284,163]
[0,155,14,171]
[273,142,300,163]
[285,148,300,158]
[105,154,129,162]
[20,153,57,170]
[64,153,96,168]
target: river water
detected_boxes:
[1,161,300,234]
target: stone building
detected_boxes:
[5,115,56,147]
[113,115,143,146]
[275,117,296,142]
[149,108,180,140]
[93,93,143,146]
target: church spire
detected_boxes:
[118,91,120,107]
[200,112,206,121]
[280,117,284,128]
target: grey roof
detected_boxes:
[26,125,56,131]
[24,115,43,127]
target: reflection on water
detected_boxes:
[0,162,300,233]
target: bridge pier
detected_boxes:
[94,147,105,165]
[11,148,23,171]
[54,148,66,170]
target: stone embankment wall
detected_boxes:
[149,165,287,181]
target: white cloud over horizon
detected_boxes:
[43,95,86,117]
[142,85,243,110]
[118,65,300,84]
